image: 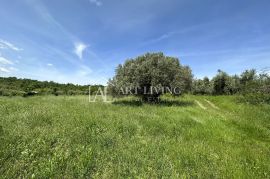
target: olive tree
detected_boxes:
[108,52,192,102]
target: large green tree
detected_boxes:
[108,52,192,102]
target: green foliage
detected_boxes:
[224,75,241,95]
[191,68,270,104]
[0,77,103,96]
[237,93,270,105]
[212,70,230,95]
[240,69,256,85]
[108,52,193,101]
[0,88,26,96]
[192,77,213,95]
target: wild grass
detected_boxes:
[0,95,269,178]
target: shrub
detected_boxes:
[237,93,270,105]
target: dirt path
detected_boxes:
[195,100,207,110]
[204,99,219,109]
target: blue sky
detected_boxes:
[0,0,269,85]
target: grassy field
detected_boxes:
[0,95,269,178]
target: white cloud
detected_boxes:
[47,63,53,66]
[0,67,10,73]
[74,42,88,59]
[0,57,14,65]
[0,39,23,51]
[0,55,18,73]
[89,0,102,6]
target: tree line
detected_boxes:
[191,69,270,104]
[1,52,270,104]
[108,53,270,104]
[0,77,104,97]
[192,69,270,95]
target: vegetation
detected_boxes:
[192,69,270,104]
[193,69,270,96]
[0,77,103,96]
[1,53,269,104]
[106,52,270,104]
[108,53,192,102]
[0,95,269,178]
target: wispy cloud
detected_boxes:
[0,67,10,73]
[145,32,177,45]
[25,1,97,63]
[27,0,76,41]
[74,42,88,59]
[0,55,18,74]
[0,66,18,73]
[141,21,221,46]
[0,39,23,51]
[89,0,103,7]
[0,56,14,65]
[20,0,102,83]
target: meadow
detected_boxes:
[0,95,269,178]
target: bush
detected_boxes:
[0,89,25,97]
[237,93,270,105]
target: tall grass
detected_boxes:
[0,95,269,178]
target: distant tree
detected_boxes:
[0,77,103,96]
[212,70,230,95]
[224,75,241,95]
[192,77,213,95]
[108,52,192,102]
[258,72,270,93]
[240,69,256,85]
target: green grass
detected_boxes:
[0,95,269,178]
